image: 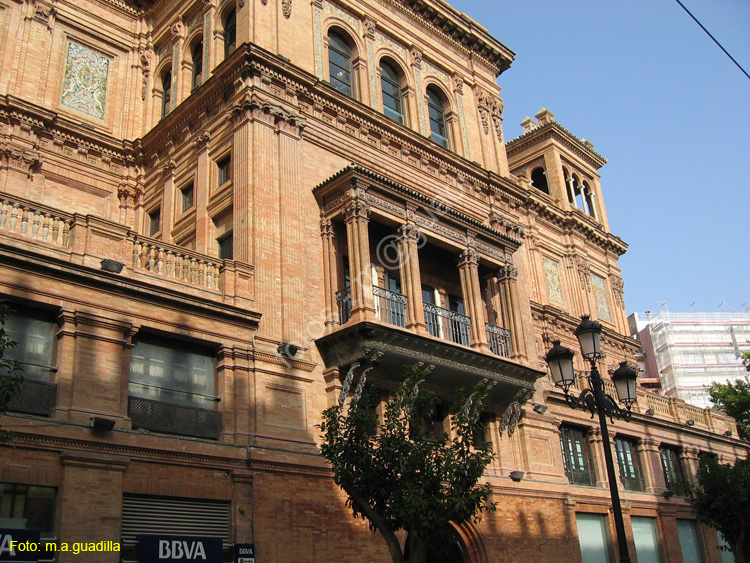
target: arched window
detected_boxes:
[161,70,172,118]
[328,31,353,97]
[224,9,237,59]
[426,87,448,148]
[192,40,203,90]
[531,167,549,194]
[380,61,404,124]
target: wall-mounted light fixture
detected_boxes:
[100,259,124,273]
[645,408,655,416]
[724,430,733,437]
[686,419,695,427]
[509,471,525,482]
[533,404,548,414]
[662,490,674,499]
[90,417,116,432]
[277,343,299,357]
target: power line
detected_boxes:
[674,0,750,81]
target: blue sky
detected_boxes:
[447,0,750,316]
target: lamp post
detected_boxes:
[545,315,638,563]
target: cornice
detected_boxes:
[506,121,607,170]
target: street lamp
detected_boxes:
[545,315,638,563]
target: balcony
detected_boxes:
[0,196,254,309]
[128,396,221,440]
[337,287,512,359]
[424,303,470,346]
[315,321,544,416]
[4,378,57,416]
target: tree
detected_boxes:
[0,299,23,442]
[319,363,497,563]
[708,376,750,441]
[687,456,750,563]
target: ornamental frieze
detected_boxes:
[362,191,406,219]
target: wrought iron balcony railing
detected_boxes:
[486,323,511,357]
[4,378,57,416]
[128,396,221,440]
[373,286,407,327]
[336,287,352,324]
[424,303,470,346]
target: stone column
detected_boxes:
[497,264,528,360]
[230,101,255,263]
[639,438,664,494]
[344,200,374,322]
[320,217,338,329]
[458,248,488,350]
[396,223,426,332]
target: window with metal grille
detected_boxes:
[328,31,353,97]
[129,340,215,407]
[561,425,596,486]
[614,436,644,491]
[660,445,687,496]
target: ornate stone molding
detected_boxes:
[170,17,185,39]
[477,90,504,142]
[397,222,421,244]
[344,200,371,222]
[282,0,292,18]
[497,264,518,281]
[1,144,43,177]
[230,94,306,137]
[458,247,479,268]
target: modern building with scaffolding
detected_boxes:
[629,310,750,408]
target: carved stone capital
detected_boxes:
[344,200,371,222]
[320,216,334,237]
[458,248,479,268]
[282,0,292,18]
[497,264,518,281]
[171,18,185,39]
[397,222,421,245]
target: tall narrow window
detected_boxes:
[632,517,662,563]
[217,155,231,185]
[531,167,550,194]
[576,513,612,563]
[181,183,194,213]
[3,310,55,382]
[561,426,595,486]
[426,87,448,147]
[614,436,644,491]
[660,445,687,496]
[161,70,172,118]
[380,61,404,124]
[224,9,236,59]
[218,233,233,260]
[328,32,353,97]
[192,40,203,90]
[149,208,161,236]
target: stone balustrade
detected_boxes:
[0,194,254,308]
[567,370,737,435]
[0,199,72,246]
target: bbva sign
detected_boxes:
[137,535,222,563]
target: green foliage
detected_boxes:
[687,456,750,563]
[319,364,496,563]
[708,376,750,441]
[0,299,23,443]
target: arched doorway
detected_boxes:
[404,521,490,563]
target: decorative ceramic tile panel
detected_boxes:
[591,273,613,323]
[543,257,565,307]
[60,41,110,120]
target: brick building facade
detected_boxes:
[0,0,746,561]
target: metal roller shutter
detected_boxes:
[121,494,230,546]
